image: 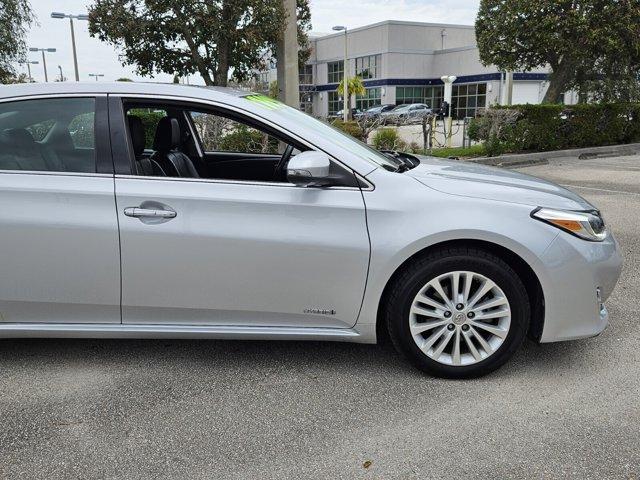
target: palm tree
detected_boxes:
[337,76,366,120]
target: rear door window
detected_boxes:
[0,97,96,173]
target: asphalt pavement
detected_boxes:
[1,155,639,479]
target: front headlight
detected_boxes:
[532,207,607,241]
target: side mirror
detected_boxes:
[287,151,332,187]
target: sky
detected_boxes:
[20,0,480,84]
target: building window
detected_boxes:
[299,64,313,85]
[355,54,381,79]
[452,83,487,119]
[396,86,444,110]
[327,61,344,84]
[356,87,381,110]
[300,91,313,114]
[328,91,342,116]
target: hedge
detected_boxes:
[469,103,640,156]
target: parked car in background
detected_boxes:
[382,103,432,124]
[362,104,396,120]
[333,107,363,120]
[0,82,622,378]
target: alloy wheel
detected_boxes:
[409,271,511,366]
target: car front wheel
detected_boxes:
[385,247,530,378]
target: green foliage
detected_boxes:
[331,119,366,142]
[116,77,133,82]
[88,0,311,87]
[129,109,166,148]
[0,0,35,83]
[371,128,407,151]
[336,76,366,120]
[218,125,279,154]
[472,104,640,155]
[428,144,487,159]
[476,0,640,103]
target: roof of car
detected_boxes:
[0,82,251,102]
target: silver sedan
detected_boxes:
[0,82,622,378]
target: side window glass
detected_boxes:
[190,112,280,155]
[68,112,95,149]
[0,97,96,173]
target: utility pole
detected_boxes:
[30,48,56,82]
[19,60,39,82]
[441,75,457,148]
[276,0,299,108]
[333,25,348,121]
[504,71,514,105]
[51,12,89,81]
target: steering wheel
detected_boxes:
[274,144,295,181]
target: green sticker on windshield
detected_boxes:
[244,94,285,111]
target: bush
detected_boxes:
[372,128,407,151]
[218,124,278,153]
[331,119,365,141]
[472,103,640,155]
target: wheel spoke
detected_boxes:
[411,305,441,318]
[451,272,461,305]
[462,272,473,303]
[451,329,461,365]
[430,278,454,309]
[431,329,454,359]
[421,325,448,352]
[410,319,447,335]
[467,279,494,309]
[472,296,508,312]
[416,293,448,311]
[471,321,508,339]
[462,330,482,362]
[470,326,494,354]
[474,308,510,321]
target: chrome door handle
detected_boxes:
[124,207,177,219]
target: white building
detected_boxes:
[260,20,562,118]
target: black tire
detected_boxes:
[384,247,530,379]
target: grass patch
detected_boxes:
[427,144,486,159]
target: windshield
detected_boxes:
[240,94,399,171]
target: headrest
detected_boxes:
[152,117,180,152]
[127,116,146,156]
[0,128,39,155]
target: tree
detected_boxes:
[88,0,311,87]
[476,0,640,103]
[337,76,366,119]
[0,0,35,84]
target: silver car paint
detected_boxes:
[116,176,369,329]
[0,82,623,345]
[0,172,120,324]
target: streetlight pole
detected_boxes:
[333,26,348,122]
[19,60,39,82]
[51,12,89,82]
[88,73,104,81]
[58,65,64,82]
[30,48,56,82]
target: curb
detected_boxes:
[467,142,640,168]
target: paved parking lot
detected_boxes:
[1,155,639,479]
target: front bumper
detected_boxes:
[538,231,622,343]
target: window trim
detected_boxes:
[109,94,373,191]
[0,93,112,176]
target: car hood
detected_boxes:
[406,156,594,211]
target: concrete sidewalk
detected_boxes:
[469,142,640,168]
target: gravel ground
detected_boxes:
[1,155,639,479]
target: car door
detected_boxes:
[0,95,121,324]
[110,97,370,329]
